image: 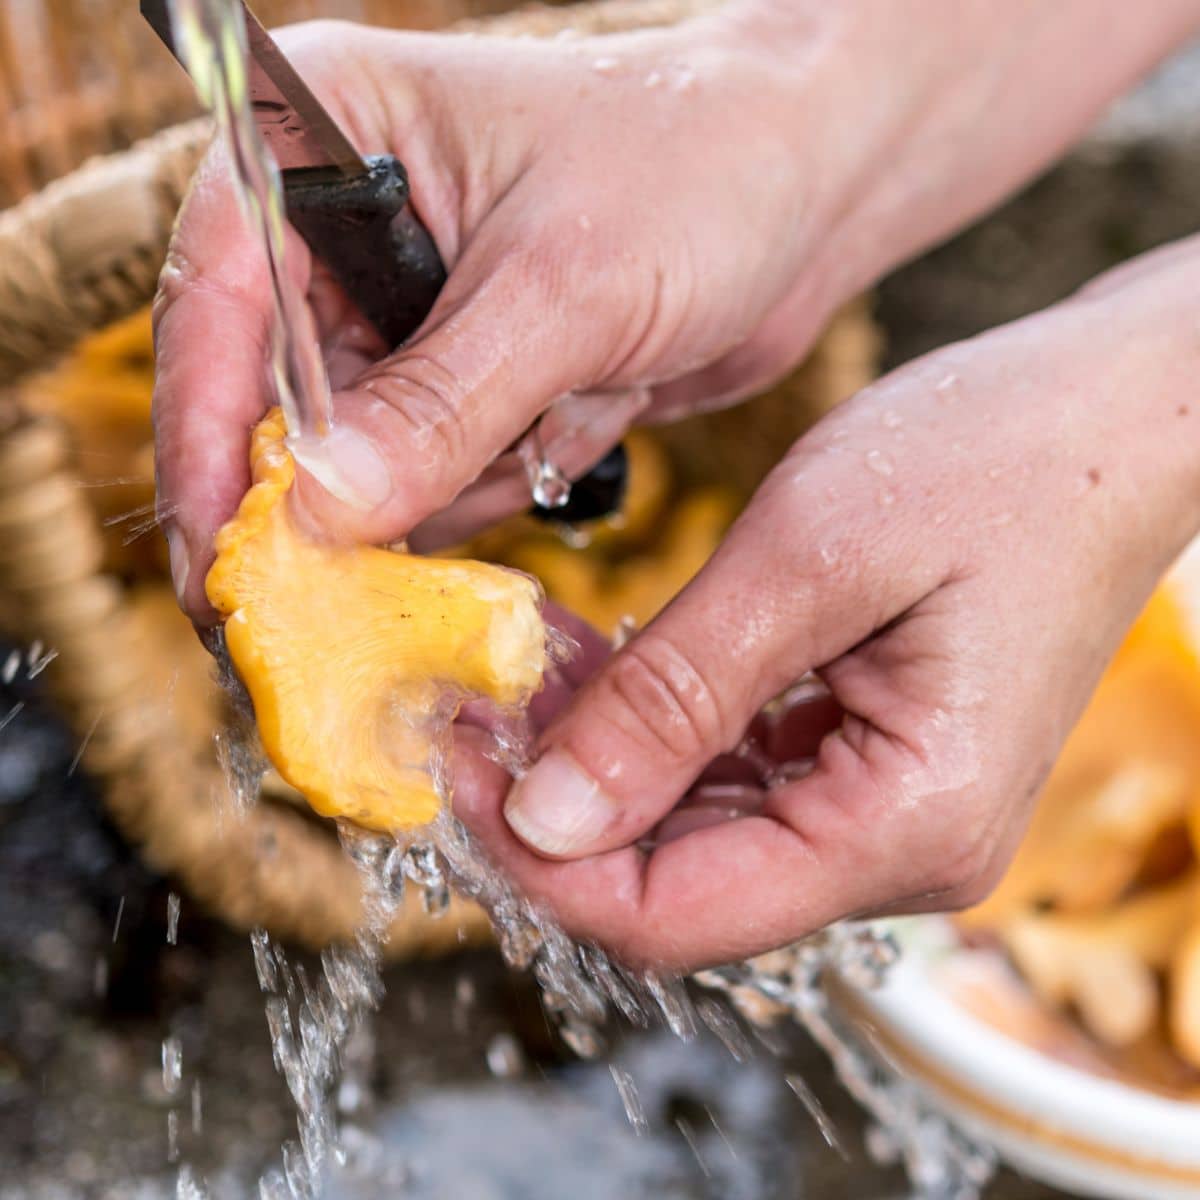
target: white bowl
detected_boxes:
[850,918,1200,1199]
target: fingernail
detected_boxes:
[504,750,618,856]
[290,426,392,512]
[166,527,189,604]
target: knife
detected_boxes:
[142,0,443,347]
[141,0,627,523]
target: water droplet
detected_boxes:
[881,409,902,430]
[611,615,638,650]
[518,426,573,510]
[785,1073,846,1158]
[0,700,24,735]
[166,892,181,945]
[531,459,571,509]
[644,70,662,88]
[765,758,815,788]
[818,544,838,567]
[547,623,581,664]
[879,488,896,506]
[486,1032,526,1078]
[484,711,534,778]
[162,1036,183,1096]
[674,1116,711,1176]
[166,1109,180,1163]
[250,929,278,992]
[2,650,19,685]
[643,971,698,1040]
[671,65,697,92]
[452,975,476,1032]
[609,1065,648,1133]
[592,55,620,74]
[577,214,592,232]
[865,449,894,477]
[696,996,753,1061]
[934,372,959,399]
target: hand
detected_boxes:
[155,7,840,618]
[153,1,1200,620]
[451,238,1200,970]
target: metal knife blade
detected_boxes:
[140,0,363,178]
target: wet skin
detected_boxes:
[154,1,1200,969]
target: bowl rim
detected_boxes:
[848,917,1200,1183]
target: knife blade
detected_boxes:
[141,0,445,345]
[142,0,361,179]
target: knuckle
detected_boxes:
[599,635,727,765]
[364,355,469,472]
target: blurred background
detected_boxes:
[1,2,1199,1198]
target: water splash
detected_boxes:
[608,1066,647,1134]
[208,621,994,1200]
[167,891,182,945]
[785,1073,846,1158]
[175,1163,208,1198]
[696,929,996,1198]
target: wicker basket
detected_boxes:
[0,0,575,210]
[0,0,879,956]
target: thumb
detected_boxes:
[290,220,622,544]
[502,465,931,860]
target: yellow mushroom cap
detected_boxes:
[206,409,546,832]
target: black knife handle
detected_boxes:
[284,153,627,523]
[284,154,444,349]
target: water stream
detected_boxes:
[164,3,994,1198]
[170,0,332,441]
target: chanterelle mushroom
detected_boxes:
[206,409,546,832]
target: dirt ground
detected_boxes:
[2,37,1198,1200]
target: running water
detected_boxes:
[218,681,993,1199]
[169,0,331,441]
[163,3,994,1196]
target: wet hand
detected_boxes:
[154,0,1199,620]
[453,239,1200,970]
[154,7,844,620]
